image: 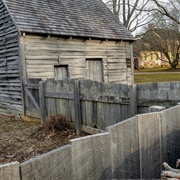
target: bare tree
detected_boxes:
[104,0,154,33]
[151,0,180,25]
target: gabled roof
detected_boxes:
[3,0,135,41]
[133,38,143,57]
[141,25,180,51]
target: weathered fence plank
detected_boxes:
[73,80,82,134]
[39,81,46,124]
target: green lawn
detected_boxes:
[134,66,180,73]
[134,67,180,84]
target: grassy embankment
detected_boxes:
[134,66,180,84]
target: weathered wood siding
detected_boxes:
[0,1,22,114]
[20,35,133,84]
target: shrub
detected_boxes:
[43,114,71,135]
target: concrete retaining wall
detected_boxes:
[70,133,111,180]
[161,106,180,167]
[20,145,72,180]
[1,105,180,180]
[0,162,20,180]
[107,117,140,179]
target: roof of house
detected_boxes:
[141,25,180,51]
[133,38,143,57]
[3,0,135,41]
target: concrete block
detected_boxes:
[137,83,150,99]
[0,162,20,180]
[91,133,112,179]
[137,113,162,179]
[158,82,170,99]
[21,145,72,180]
[161,106,180,167]
[70,133,111,180]
[148,106,166,112]
[70,135,93,180]
[107,116,140,179]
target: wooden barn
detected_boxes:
[0,0,135,114]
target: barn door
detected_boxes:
[54,65,69,80]
[86,59,103,82]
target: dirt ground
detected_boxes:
[0,114,88,164]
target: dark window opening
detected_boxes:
[126,58,131,68]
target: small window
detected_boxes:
[54,65,69,80]
[86,58,103,82]
[126,58,131,68]
[144,53,147,60]
[150,53,153,60]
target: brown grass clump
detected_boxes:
[42,114,71,135]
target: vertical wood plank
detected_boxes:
[19,36,26,115]
[74,80,82,134]
[129,84,137,117]
[39,81,46,124]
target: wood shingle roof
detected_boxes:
[3,0,135,41]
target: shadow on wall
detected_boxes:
[112,129,180,179]
[162,129,180,168]
[108,110,180,179]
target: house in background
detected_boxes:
[137,24,171,68]
[0,0,135,114]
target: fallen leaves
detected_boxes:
[0,114,88,164]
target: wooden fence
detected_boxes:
[24,79,180,132]
[24,78,137,133]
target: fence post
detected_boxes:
[130,84,137,117]
[73,80,82,135]
[39,81,46,124]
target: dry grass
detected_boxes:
[0,114,88,164]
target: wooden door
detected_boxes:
[86,59,103,82]
[54,65,69,80]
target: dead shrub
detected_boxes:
[43,114,71,135]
